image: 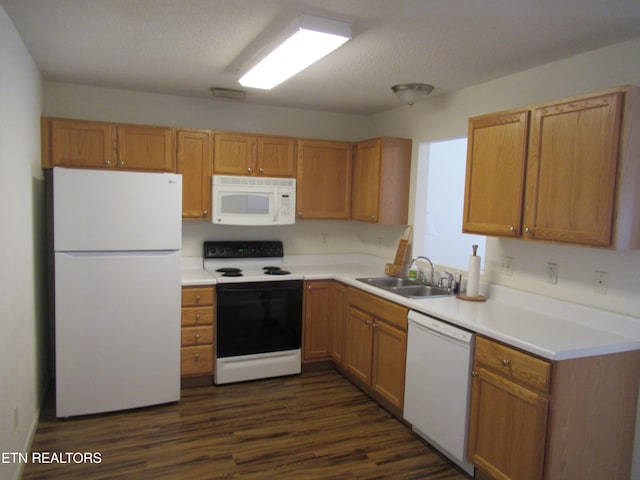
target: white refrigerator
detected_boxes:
[52,167,182,417]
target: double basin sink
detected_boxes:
[356,276,453,299]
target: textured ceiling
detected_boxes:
[3,0,640,114]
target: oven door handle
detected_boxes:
[216,280,302,294]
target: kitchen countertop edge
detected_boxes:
[181,256,640,361]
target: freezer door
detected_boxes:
[54,250,181,417]
[53,167,181,252]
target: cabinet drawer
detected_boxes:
[181,345,214,376]
[348,287,408,330]
[181,326,214,347]
[475,336,551,392]
[181,287,214,306]
[181,306,214,326]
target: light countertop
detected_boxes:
[182,254,640,361]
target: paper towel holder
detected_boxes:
[457,244,486,302]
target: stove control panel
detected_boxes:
[203,241,283,259]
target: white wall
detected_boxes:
[0,5,45,480]
[373,36,640,319]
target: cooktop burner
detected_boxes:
[216,267,242,273]
[263,266,291,275]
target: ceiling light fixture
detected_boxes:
[391,83,434,106]
[239,14,351,90]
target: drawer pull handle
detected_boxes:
[195,295,201,302]
[195,353,200,361]
[195,313,201,320]
[195,334,201,341]
[502,359,510,367]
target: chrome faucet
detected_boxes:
[409,256,435,285]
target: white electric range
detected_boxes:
[203,241,303,384]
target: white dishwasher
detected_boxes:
[403,310,475,476]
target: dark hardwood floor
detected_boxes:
[23,370,470,479]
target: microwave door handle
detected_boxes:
[273,193,279,223]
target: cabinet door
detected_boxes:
[468,367,548,480]
[463,110,529,237]
[344,307,374,384]
[329,282,347,366]
[351,139,381,222]
[177,129,212,219]
[50,118,116,169]
[302,281,332,362]
[213,132,256,175]
[523,92,623,246]
[371,320,407,410]
[116,125,174,171]
[296,139,352,219]
[257,135,296,177]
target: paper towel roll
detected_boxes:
[467,255,481,297]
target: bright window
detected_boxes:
[413,138,485,271]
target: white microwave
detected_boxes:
[211,175,296,226]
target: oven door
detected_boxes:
[216,280,303,358]
[212,186,278,225]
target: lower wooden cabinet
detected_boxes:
[343,287,408,413]
[468,336,640,480]
[468,337,550,480]
[302,280,347,364]
[180,286,215,379]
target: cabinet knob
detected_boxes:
[104,160,111,166]
[195,295,201,302]
[370,215,376,221]
[297,211,303,217]
[259,167,264,174]
[524,227,531,235]
[247,167,252,173]
[195,334,201,340]
[502,359,510,367]
[118,161,125,167]
[509,226,516,233]
[195,353,201,361]
[203,210,208,215]
[195,313,201,320]
[471,370,478,377]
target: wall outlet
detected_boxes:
[593,271,609,294]
[13,405,18,432]
[546,262,559,285]
[500,256,514,276]
[320,233,328,245]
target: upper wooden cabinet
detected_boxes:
[43,118,115,169]
[463,110,530,237]
[213,132,296,177]
[176,129,212,220]
[42,118,174,172]
[296,139,352,219]
[116,124,174,171]
[351,137,412,224]
[463,86,640,249]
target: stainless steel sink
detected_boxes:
[390,284,452,298]
[357,276,421,288]
[356,277,453,298]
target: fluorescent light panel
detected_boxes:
[239,15,351,90]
